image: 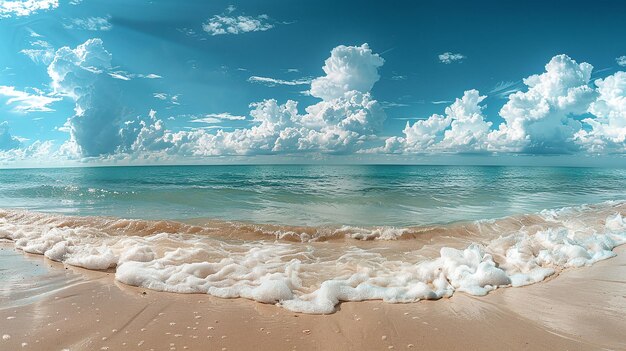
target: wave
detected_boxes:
[1,201,625,314]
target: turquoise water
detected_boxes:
[0,165,625,226]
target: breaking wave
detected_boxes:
[1,201,625,314]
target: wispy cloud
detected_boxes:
[0,0,58,18]
[153,93,180,106]
[202,7,274,36]
[247,76,312,86]
[617,55,626,67]
[64,16,112,31]
[109,71,163,81]
[142,73,162,79]
[189,113,246,124]
[20,40,54,64]
[488,80,521,98]
[380,101,410,108]
[392,117,432,120]
[109,72,131,81]
[0,86,61,113]
[438,52,465,64]
[184,126,233,130]
[431,100,452,105]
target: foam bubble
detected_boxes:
[0,202,624,314]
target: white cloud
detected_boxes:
[12,39,626,164]
[438,52,465,64]
[488,81,521,98]
[189,113,246,123]
[310,44,384,100]
[109,72,131,80]
[381,90,491,153]
[616,56,626,67]
[142,73,162,79]
[0,122,21,150]
[118,110,173,154]
[0,0,58,18]
[202,8,274,36]
[575,71,626,152]
[47,38,126,157]
[152,93,179,105]
[27,28,42,37]
[382,54,620,156]
[0,139,53,164]
[247,76,312,86]
[20,39,55,64]
[64,16,112,31]
[108,71,163,81]
[0,85,61,113]
[488,54,596,153]
[153,93,167,100]
[122,44,387,157]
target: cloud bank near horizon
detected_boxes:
[2,37,626,165]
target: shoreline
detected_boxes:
[1,243,624,350]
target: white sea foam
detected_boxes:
[1,202,625,314]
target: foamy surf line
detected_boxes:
[1,202,625,314]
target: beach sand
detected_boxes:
[1,244,624,351]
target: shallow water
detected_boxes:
[1,165,625,314]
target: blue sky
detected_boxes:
[1,0,626,166]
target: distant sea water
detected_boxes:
[1,165,625,313]
[1,165,625,226]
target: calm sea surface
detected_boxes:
[0,165,624,226]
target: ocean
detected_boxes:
[1,165,625,313]
[1,165,626,226]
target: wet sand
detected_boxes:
[0,244,624,351]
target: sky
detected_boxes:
[1,0,626,167]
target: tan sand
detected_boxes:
[0,244,624,351]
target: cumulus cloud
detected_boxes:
[0,139,53,164]
[438,52,465,64]
[380,55,624,155]
[0,85,61,113]
[310,44,384,100]
[202,7,273,35]
[174,89,385,156]
[488,54,596,153]
[617,56,626,67]
[575,71,626,152]
[27,40,386,160]
[123,43,387,157]
[64,16,112,31]
[47,38,127,157]
[12,37,626,164]
[0,0,58,18]
[0,122,21,150]
[381,90,491,153]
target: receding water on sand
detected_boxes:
[0,244,83,309]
